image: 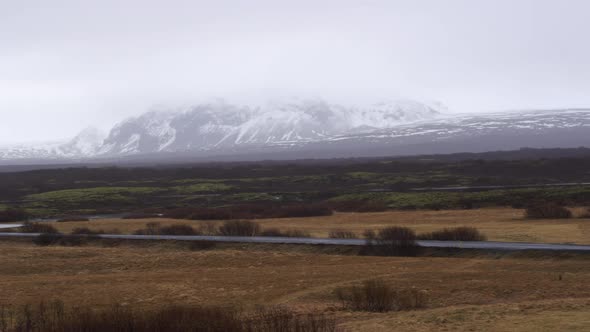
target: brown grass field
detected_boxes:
[1,239,589,331]
[51,208,590,244]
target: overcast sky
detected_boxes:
[1,0,589,143]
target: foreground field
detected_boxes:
[0,240,589,331]
[51,208,590,244]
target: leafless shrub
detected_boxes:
[158,224,200,236]
[33,234,93,247]
[328,230,358,239]
[362,229,376,240]
[525,202,572,219]
[363,227,421,256]
[334,279,427,312]
[260,228,311,238]
[283,230,311,238]
[133,222,162,235]
[32,233,63,246]
[188,241,217,251]
[259,228,283,237]
[0,301,338,332]
[133,223,199,236]
[218,220,260,236]
[249,306,338,332]
[418,227,487,241]
[20,222,59,234]
[71,227,104,235]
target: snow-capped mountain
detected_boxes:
[97,98,443,155]
[0,127,105,160]
[305,108,590,157]
[59,127,106,156]
[0,99,588,163]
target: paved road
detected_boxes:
[0,224,23,229]
[1,232,589,251]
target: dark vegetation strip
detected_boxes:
[0,301,338,332]
[162,203,333,220]
[417,227,487,241]
[2,149,590,217]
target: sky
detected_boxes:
[1,0,589,144]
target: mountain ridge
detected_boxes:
[1,99,588,163]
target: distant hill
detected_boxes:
[0,98,588,164]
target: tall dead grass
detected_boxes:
[20,222,59,234]
[362,227,421,256]
[525,202,572,219]
[0,301,338,332]
[334,279,427,312]
[418,227,487,241]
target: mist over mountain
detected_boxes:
[98,98,443,155]
[0,98,588,163]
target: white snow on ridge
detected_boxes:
[0,127,106,160]
[1,102,589,161]
[120,134,141,154]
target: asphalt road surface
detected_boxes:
[0,224,22,229]
[1,231,589,251]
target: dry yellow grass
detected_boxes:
[52,208,590,244]
[341,299,590,332]
[0,241,589,331]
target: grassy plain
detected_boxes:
[51,208,590,244]
[0,240,589,331]
[3,153,590,217]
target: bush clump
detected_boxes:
[32,233,64,246]
[362,227,421,256]
[260,228,311,238]
[71,227,104,235]
[335,279,427,312]
[33,234,93,247]
[218,220,260,236]
[20,222,59,234]
[133,223,200,236]
[281,229,312,238]
[525,202,573,219]
[258,228,283,237]
[188,241,217,251]
[418,227,487,241]
[159,224,200,236]
[56,216,90,222]
[133,222,161,235]
[249,306,337,332]
[328,230,358,239]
